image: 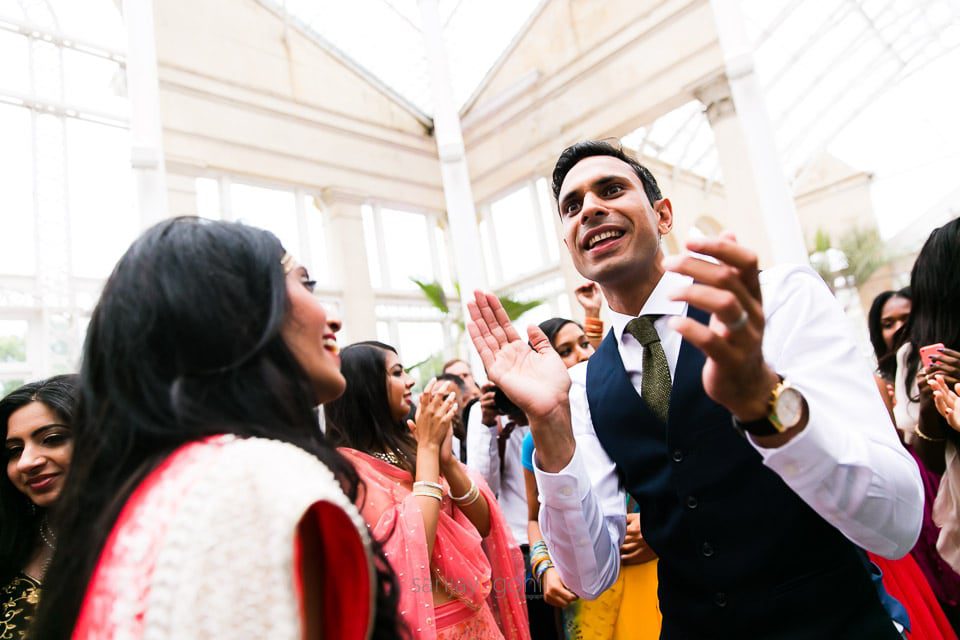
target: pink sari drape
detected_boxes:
[340,449,530,640]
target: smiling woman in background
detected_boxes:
[0,374,78,640]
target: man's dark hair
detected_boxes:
[436,373,467,393]
[551,140,663,208]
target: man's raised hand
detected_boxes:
[466,291,571,421]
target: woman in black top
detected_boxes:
[0,375,78,640]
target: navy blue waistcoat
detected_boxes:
[585,307,898,639]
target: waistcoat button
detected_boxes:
[671,449,684,462]
[702,542,714,557]
[714,591,727,607]
[686,496,698,509]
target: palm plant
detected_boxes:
[407,278,542,382]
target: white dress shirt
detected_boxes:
[533,265,924,599]
[466,403,530,545]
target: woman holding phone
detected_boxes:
[892,218,960,609]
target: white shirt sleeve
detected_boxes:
[533,362,626,599]
[750,265,923,559]
[465,401,501,496]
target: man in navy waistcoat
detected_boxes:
[466,141,923,638]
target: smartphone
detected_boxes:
[919,343,945,369]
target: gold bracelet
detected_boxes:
[914,425,946,443]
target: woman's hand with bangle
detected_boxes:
[574,282,603,319]
[541,568,578,608]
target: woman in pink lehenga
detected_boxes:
[326,342,530,640]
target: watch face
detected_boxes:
[776,387,804,428]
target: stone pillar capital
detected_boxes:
[693,74,736,125]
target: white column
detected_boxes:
[323,190,377,343]
[417,0,487,308]
[704,0,808,266]
[124,0,168,229]
[418,0,489,378]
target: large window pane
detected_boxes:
[62,49,127,117]
[231,183,299,256]
[379,208,433,291]
[361,204,383,289]
[396,321,445,368]
[0,30,30,94]
[490,186,544,281]
[195,177,221,220]
[304,195,332,287]
[0,105,35,275]
[0,320,28,363]
[67,119,136,278]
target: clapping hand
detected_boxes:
[408,379,459,457]
[662,233,782,427]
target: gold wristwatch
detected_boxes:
[733,379,805,436]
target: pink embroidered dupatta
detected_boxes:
[340,449,529,640]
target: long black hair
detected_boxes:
[867,288,911,381]
[324,341,418,475]
[0,374,78,585]
[899,217,960,399]
[31,218,402,639]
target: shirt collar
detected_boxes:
[608,271,693,342]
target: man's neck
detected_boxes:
[601,259,665,317]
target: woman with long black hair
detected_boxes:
[1,375,77,639]
[30,217,402,639]
[891,218,960,631]
[325,342,529,640]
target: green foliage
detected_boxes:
[0,336,26,363]
[406,278,543,386]
[499,297,543,321]
[839,227,887,287]
[410,278,449,314]
[813,228,832,253]
[1,379,24,396]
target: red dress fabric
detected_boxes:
[870,552,957,639]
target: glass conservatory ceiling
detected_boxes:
[268,0,958,239]
[261,0,544,117]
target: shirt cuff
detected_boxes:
[533,446,592,510]
[748,413,848,488]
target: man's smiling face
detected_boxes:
[558,155,672,287]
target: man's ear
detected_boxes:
[653,198,673,236]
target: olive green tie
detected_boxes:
[626,315,672,423]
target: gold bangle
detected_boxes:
[914,425,946,443]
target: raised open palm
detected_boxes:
[466,291,571,420]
